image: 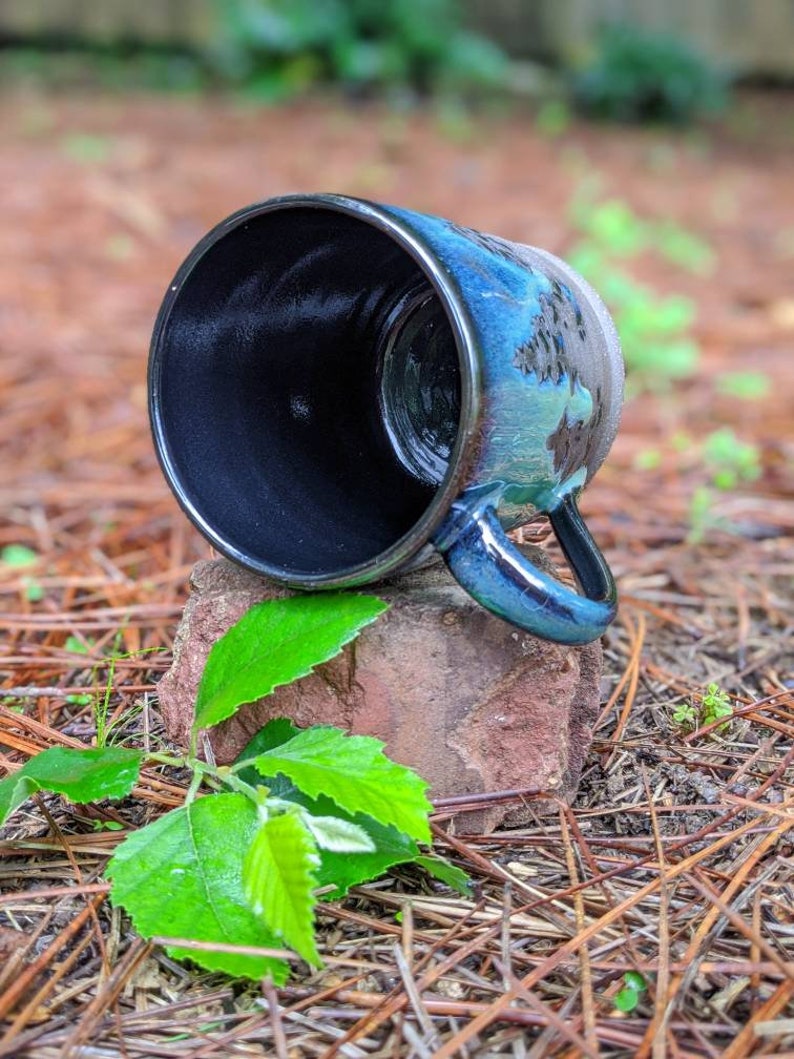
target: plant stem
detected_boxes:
[184,766,203,805]
[214,768,263,803]
[145,751,188,769]
[189,725,199,762]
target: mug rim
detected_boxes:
[149,193,483,587]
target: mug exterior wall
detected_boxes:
[379,205,624,531]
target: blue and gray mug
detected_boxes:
[149,194,623,645]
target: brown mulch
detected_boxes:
[0,84,793,1056]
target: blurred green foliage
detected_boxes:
[716,371,771,401]
[0,46,207,94]
[0,1,508,100]
[534,99,573,138]
[702,428,762,492]
[573,24,728,124]
[567,192,712,390]
[687,428,763,542]
[209,0,510,100]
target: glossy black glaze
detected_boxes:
[441,502,617,645]
[151,207,463,577]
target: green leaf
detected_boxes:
[614,986,640,1013]
[255,789,422,899]
[315,808,421,899]
[0,746,142,825]
[672,702,697,729]
[251,726,432,843]
[235,720,301,799]
[23,578,44,603]
[107,793,289,982]
[65,635,93,655]
[1,544,38,568]
[194,594,388,732]
[623,970,647,992]
[303,814,376,853]
[716,371,770,401]
[415,854,472,896]
[242,810,320,966]
[236,723,437,897]
[237,717,301,760]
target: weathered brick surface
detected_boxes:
[157,555,603,832]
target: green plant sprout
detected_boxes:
[62,631,165,749]
[716,371,771,401]
[0,593,470,982]
[1,544,44,602]
[567,192,712,392]
[688,429,763,542]
[572,23,727,125]
[702,428,762,491]
[614,970,648,1012]
[1,544,38,567]
[673,682,734,735]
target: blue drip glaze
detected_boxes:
[382,204,617,642]
[382,206,596,517]
[438,500,617,645]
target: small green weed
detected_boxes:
[567,193,710,390]
[1,545,38,568]
[91,642,163,749]
[614,970,648,1012]
[572,23,728,125]
[688,429,763,541]
[66,694,93,707]
[703,428,762,491]
[1,544,44,602]
[673,683,734,734]
[0,593,469,982]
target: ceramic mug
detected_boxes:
[149,194,623,644]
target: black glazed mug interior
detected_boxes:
[152,205,463,578]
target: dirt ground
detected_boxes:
[0,85,793,1056]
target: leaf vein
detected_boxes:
[184,801,233,944]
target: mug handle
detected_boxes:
[433,493,617,645]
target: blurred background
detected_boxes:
[1,0,793,622]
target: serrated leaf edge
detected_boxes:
[107,796,291,984]
[0,747,142,825]
[242,812,321,966]
[251,729,431,843]
[194,597,388,732]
